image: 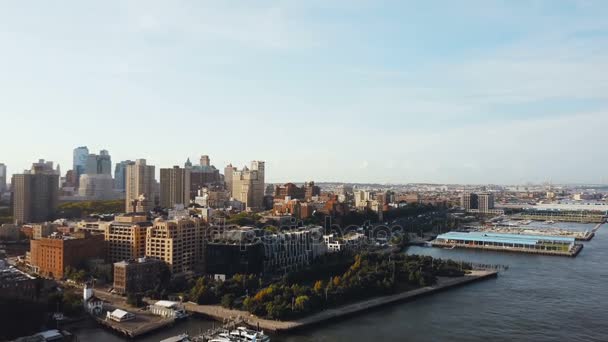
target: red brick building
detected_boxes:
[29,231,105,279]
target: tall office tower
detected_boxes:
[125,159,156,213]
[200,155,210,167]
[231,161,265,211]
[160,166,191,209]
[461,192,479,210]
[477,193,495,212]
[114,160,134,191]
[224,164,236,196]
[0,163,6,193]
[145,217,203,275]
[73,146,89,188]
[85,150,112,175]
[80,150,113,199]
[12,161,59,224]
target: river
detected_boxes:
[72,222,608,342]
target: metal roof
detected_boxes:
[436,231,575,245]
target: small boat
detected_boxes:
[545,220,556,225]
[160,333,191,342]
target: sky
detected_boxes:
[1,0,607,185]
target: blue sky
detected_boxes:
[1,0,607,184]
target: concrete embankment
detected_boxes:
[184,270,498,333]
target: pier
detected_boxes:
[432,231,583,257]
[474,225,594,241]
[94,313,175,338]
[91,290,177,338]
[516,210,607,223]
[183,270,498,333]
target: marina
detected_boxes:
[432,231,583,257]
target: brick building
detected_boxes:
[29,231,105,279]
[113,257,167,295]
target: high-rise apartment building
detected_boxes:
[114,160,134,191]
[230,161,265,211]
[125,159,156,213]
[73,146,89,188]
[160,166,191,209]
[145,217,203,275]
[0,163,6,193]
[461,192,479,210]
[224,164,237,196]
[477,193,495,212]
[104,215,149,263]
[12,161,59,224]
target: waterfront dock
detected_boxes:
[91,290,177,338]
[475,225,594,241]
[432,231,583,257]
[93,312,175,338]
[183,270,497,333]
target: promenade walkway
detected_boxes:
[185,270,497,333]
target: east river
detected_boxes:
[72,222,608,342]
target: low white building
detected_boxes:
[107,309,135,322]
[148,300,188,319]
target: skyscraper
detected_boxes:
[72,146,89,188]
[0,163,6,193]
[12,160,59,224]
[114,160,134,191]
[85,150,112,175]
[160,166,191,209]
[231,161,265,211]
[125,159,155,213]
[79,150,113,200]
[224,164,236,196]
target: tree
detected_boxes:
[127,293,143,307]
[221,294,235,309]
[294,295,310,312]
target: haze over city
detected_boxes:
[2,0,608,184]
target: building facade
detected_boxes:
[29,231,105,279]
[229,161,265,211]
[104,215,150,263]
[0,163,6,193]
[12,162,59,224]
[477,193,495,212]
[125,159,156,213]
[113,257,167,295]
[461,192,479,210]
[73,146,89,188]
[145,217,203,275]
[114,160,134,192]
[160,166,191,209]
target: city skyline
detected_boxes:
[1,1,608,184]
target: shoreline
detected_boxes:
[184,270,498,333]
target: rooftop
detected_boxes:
[436,231,575,245]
